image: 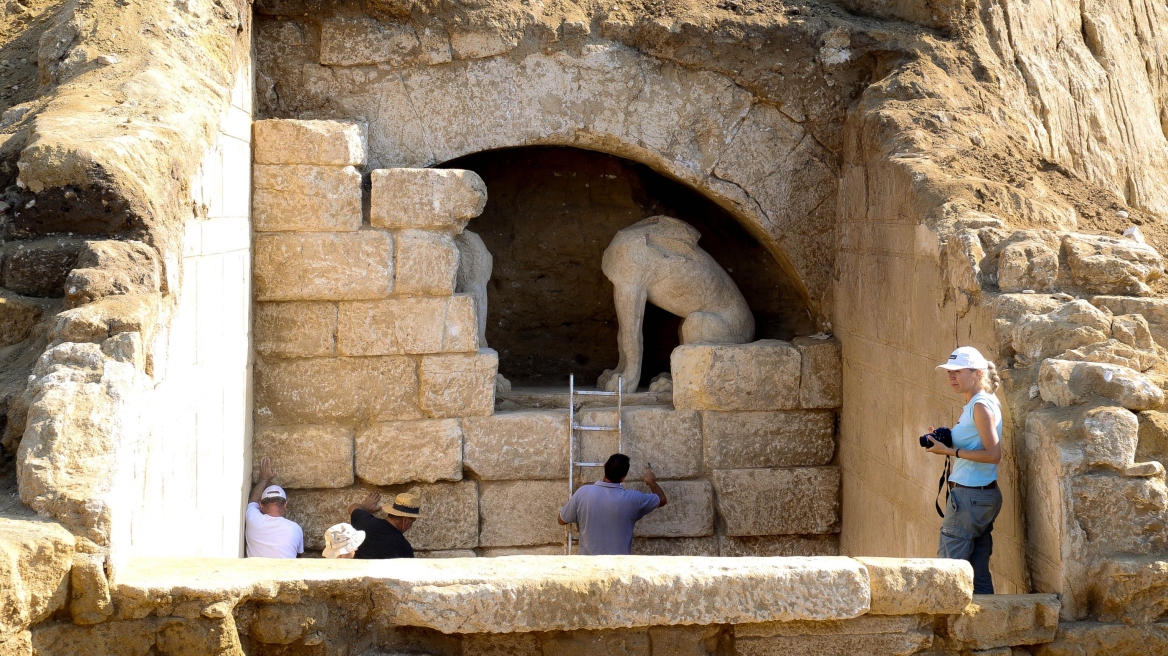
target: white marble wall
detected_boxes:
[116,66,254,558]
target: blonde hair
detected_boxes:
[978,361,1001,394]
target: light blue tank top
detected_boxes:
[949,391,1002,487]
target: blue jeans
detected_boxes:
[938,484,1002,594]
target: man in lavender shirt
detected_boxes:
[558,453,668,555]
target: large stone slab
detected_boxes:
[253,302,337,358]
[253,119,366,166]
[671,341,801,411]
[577,406,702,480]
[254,232,393,301]
[1039,358,1164,410]
[735,615,932,656]
[631,537,719,556]
[0,517,75,641]
[793,336,842,409]
[702,410,835,470]
[254,356,421,424]
[478,480,568,547]
[712,467,840,536]
[419,349,497,418]
[463,410,570,480]
[112,555,872,633]
[624,480,714,538]
[252,165,362,232]
[856,557,972,615]
[319,17,420,67]
[337,296,477,356]
[252,425,354,489]
[371,168,487,232]
[394,230,460,296]
[399,480,480,551]
[356,420,463,485]
[946,594,1060,650]
[717,534,839,557]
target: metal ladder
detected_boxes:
[565,373,622,555]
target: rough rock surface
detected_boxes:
[672,341,801,411]
[355,420,463,486]
[945,594,1060,650]
[703,410,835,469]
[856,557,972,616]
[0,517,75,643]
[463,410,569,480]
[712,468,840,536]
[252,425,354,489]
[371,169,487,232]
[252,119,366,166]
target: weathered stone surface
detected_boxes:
[394,230,460,296]
[30,616,237,656]
[0,517,75,641]
[646,625,724,656]
[672,341,801,411]
[69,553,112,625]
[113,555,871,632]
[1058,338,1157,373]
[419,349,497,418]
[1011,300,1112,364]
[64,239,161,309]
[0,238,81,298]
[416,549,477,559]
[856,557,972,615]
[632,537,719,556]
[319,17,420,67]
[1063,233,1164,296]
[1090,558,1168,624]
[1137,410,1168,463]
[1034,621,1168,656]
[252,165,362,232]
[539,628,650,656]
[734,615,932,656]
[253,302,336,357]
[463,410,570,480]
[702,410,835,469]
[254,232,393,301]
[946,594,1060,650]
[793,337,842,408]
[479,480,568,547]
[577,406,702,480]
[479,544,565,557]
[371,169,487,232]
[253,119,366,166]
[356,420,463,485]
[623,480,714,538]
[712,467,840,536]
[1038,359,1164,410]
[998,239,1058,292]
[252,425,355,489]
[337,296,477,356]
[254,356,421,424]
[717,534,840,557]
[0,291,44,347]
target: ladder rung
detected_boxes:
[574,390,619,396]
[573,462,605,467]
[572,424,618,431]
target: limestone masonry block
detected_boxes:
[416,549,477,558]
[254,302,336,357]
[1063,233,1164,296]
[370,168,488,232]
[320,17,420,67]
[1038,358,1164,410]
[0,291,43,347]
[252,165,362,232]
[400,480,480,551]
[479,480,569,547]
[577,406,702,480]
[463,410,570,480]
[255,356,421,424]
[625,480,714,538]
[1086,558,1168,624]
[419,349,498,418]
[735,615,933,656]
[632,537,719,556]
[0,517,75,639]
[356,420,463,485]
[394,230,460,295]
[856,557,973,615]
[253,119,366,166]
[672,340,801,411]
[337,295,477,356]
[703,410,835,470]
[478,545,566,557]
[254,232,393,301]
[793,336,842,408]
[285,487,366,551]
[946,594,1060,650]
[252,425,355,489]
[717,534,840,557]
[998,239,1058,292]
[712,467,841,536]
[68,552,112,625]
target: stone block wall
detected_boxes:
[251,120,843,557]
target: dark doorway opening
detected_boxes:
[441,147,812,388]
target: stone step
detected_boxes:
[942,594,1060,651]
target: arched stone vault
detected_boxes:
[260,28,841,320]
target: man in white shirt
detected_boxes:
[244,456,304,558]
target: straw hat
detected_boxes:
[323,523,366,558]
[383,492,422,518]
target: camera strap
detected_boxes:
[935,456,952,518]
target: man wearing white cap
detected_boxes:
[244,456,304,558]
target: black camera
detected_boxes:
[919,426,953,449]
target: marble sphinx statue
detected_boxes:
[598,216,754,393]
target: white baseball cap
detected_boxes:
[261,485,287,501]
[937,346,990,371]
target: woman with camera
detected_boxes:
[925,346,1003,594]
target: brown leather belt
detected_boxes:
[948,480,998,490]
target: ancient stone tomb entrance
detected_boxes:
[250,121,843,557]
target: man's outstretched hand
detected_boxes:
[348,490,382,516]
[259,456,276,482]
[642,466,658,486]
